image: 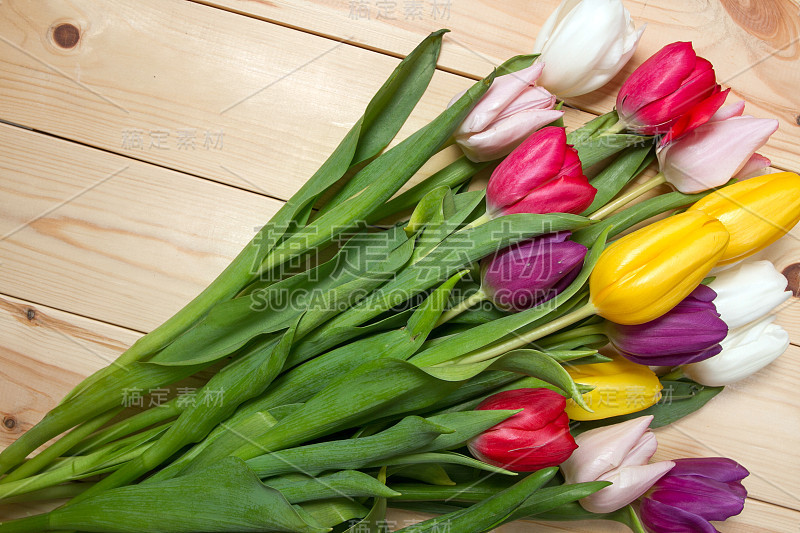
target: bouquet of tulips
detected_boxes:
[2,1,799,532]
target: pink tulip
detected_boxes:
[451,63,563,162]
[560,416,675,513]
[486,126,596,216]
[617,42,727,141]
[657,103,778,193]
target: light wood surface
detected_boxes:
[1,0,799,530]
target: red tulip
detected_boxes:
[486,127,596,216]
[616,42,727,142]
[467,388,578,472]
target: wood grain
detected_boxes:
[1,292,797,528]
[201,0,800,171]
[0,0,594,201]
[0,122,281,333]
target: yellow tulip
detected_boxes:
[589,211,729,325]
[565,354,662,421]
[689,172,800,265]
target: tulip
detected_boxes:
[604,284,728,366]
[450,63,564,162]
[561,416,675,513]
[468,388,577,471]
[708,260,791,329]
[481,232,588,311]
[656,104,779,193]
[589,211,729,325]
[683,315,790,386]
[533,0,644,98]
[640,457,749,532]
[486,127,596,216]
[616,42,726,139]
[565,354,662,421]
[689,172,800,265]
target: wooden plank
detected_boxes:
[0,0,595,201]
[202,0,800,172]
[0,123,281,333]
[1,293,798,528]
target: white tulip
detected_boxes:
[533,0,645,98]
[708,260,791,329]
[684,315,790,386]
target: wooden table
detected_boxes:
[1,1,799,530]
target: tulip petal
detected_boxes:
[457,108,564,162]
[732,153,771,181]
[708,260,790,329]
[709,100,746,122]
[660,88,730,145]
[561,416,654,484]
[640,498,719,533]
[668,457,750,483]
[487,127,568,211]
[649,476,746,521]
[502,175,596,215]
[580,460,675,513]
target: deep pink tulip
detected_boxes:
[468,388,577,472]
[657,103,778,193]
[451,63,563,162]
[617,42,726,141]
[486,127,596,216]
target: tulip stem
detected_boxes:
[589,172,667,220]
[435,289,488,326]
[450,303,598,365]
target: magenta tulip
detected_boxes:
[482,232,587,311]
[617,42,726,140]
[486,126,596,216]
[656,103,778,193]
[451,63,563,162]
[468,388,577,472]
[640,457,749,532]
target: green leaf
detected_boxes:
[388,463,455,486]
[264,471,400,503]
[245,415,452,478]
[394,468,557,532]
[405,186,453,236]
[301,499,369,529]
[382,451,515,476]
[342,468,391,533]
[43,458,327,533]
[418,410,519,452]
[574,135,652,168]
[571,187,723,247]
[566,110,619,145]
[507,481,612,521]
[582,145,655,215]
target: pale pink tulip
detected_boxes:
[561,416,675,513]
[656,102,778,193]
[450,63,563,162]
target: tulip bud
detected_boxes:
[683,315,790,386]
[450,63,564,162]
[604,285,728,366]
[486,127,596,216]
[656,104,779,193]
[468,388,577,472]
[640,457,749,532]
[708,260,791,329]
[617,42,726,139]
[533,0,644,98]
[481,232,588,311]
[589,211,729,325]
[561,416,675,513]
[689,172,800,265]
[565,354,662,421]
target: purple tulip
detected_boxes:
[482,232,587,311]
[604,285,728,366]
[640,457,749,533]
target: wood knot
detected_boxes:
[2,417,16,430]
[26,308,36,321]
[51,23,80,49]
[781,263,800,297]
[720,0,800,59]
[796,115,800,126]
